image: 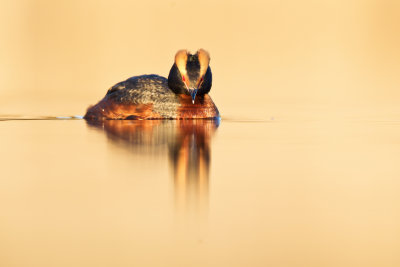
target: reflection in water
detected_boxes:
[86,119,219,216]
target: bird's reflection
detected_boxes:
[86,119,219,215]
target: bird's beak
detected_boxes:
[188,89,198,104]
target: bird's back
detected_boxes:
[85,75,181,120]
[106,75,178,104]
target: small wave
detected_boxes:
[0,115,84,121]
[221,116,275,123]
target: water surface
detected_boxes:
[1,113,400,267]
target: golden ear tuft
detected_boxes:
[197,49,210,77]
[175,49,188,75]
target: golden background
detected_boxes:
[1,0,399,118]
[1,1,400,266]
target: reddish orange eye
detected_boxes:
[182,75,185,82]
[198,77,204,86]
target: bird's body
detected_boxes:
[84,49,219,120]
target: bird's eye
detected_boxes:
[182,75,186,82]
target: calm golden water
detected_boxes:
[1,109,400,267]
[1,0,400,266]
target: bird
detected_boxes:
[84,49,219,120]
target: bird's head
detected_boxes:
[168,49,212,104]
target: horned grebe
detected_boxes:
[84,49,219,120]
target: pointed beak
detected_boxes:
[188,89,198,104]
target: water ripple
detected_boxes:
[0,115,84,121]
